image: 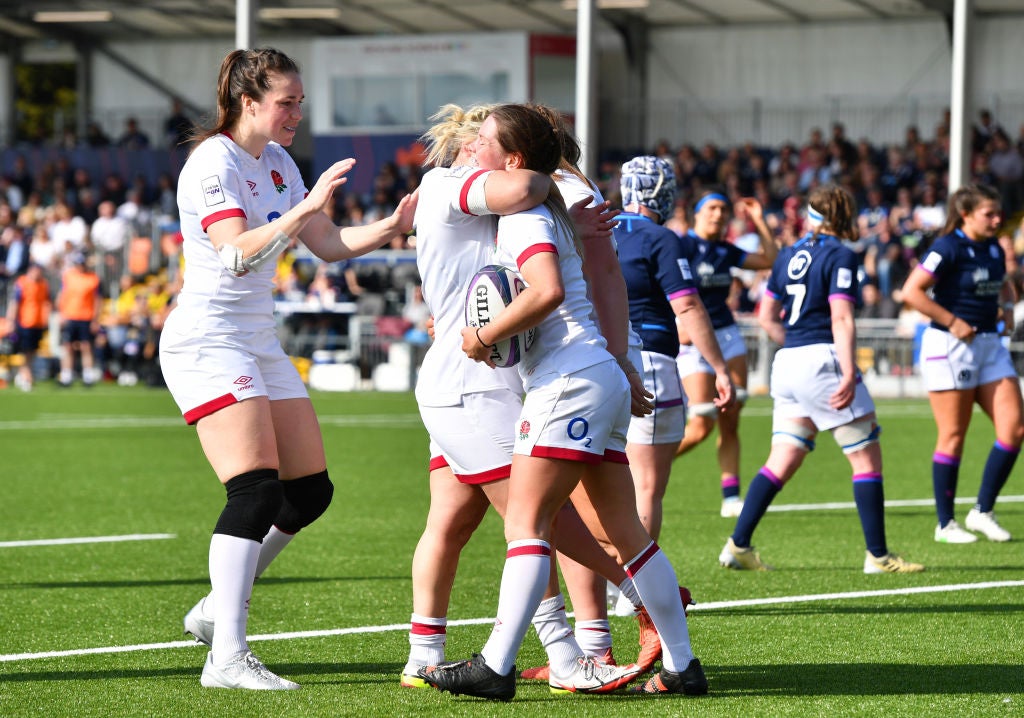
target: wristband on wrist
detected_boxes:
[947,316,957,330]
[476,327,495,349]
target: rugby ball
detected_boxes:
[465,265,535,367]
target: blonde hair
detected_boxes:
[420,103,496,168]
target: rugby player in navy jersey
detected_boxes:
[672,190,777,519]
[719,185,924,574]
[902,183,1022,544]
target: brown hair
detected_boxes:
[192,47,300,147]
[807,184,858,242]
[939,183,1001,235]
[488,104,577,251]
[526,103,592,188]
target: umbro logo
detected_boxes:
[235,376,253,386]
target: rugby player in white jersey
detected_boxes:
[161,47,417,690]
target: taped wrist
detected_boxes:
[213,469,283,542]
[219,230,292,276]
[274,470,335,534]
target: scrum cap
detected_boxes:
[620,155,677,223]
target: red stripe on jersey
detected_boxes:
[201,207,246,232]
[507,543,551,559]
[183,393,237,425]
[516,243,556,270]
[458,169,489,215]
[410,622,447,636]
[624,542,661,578]
[454,464,512,485]
[530,444,603,465]
[428,455,449,472]
[603,449,629,464]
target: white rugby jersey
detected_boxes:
[553,169,643,356]
[172,134,307,332]
[414,165,522,407]
[494,203,609,390]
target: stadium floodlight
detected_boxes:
[33,11,114,23]
[259,7,342,20]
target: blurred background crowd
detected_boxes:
[2,104,1024,390]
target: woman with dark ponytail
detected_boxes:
[902,183,1022,544]
[160,47,417,690]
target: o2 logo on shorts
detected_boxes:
[567,417,592,448]
[958,369,972,383]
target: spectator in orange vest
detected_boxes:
[6,263,51,391]
[56,252,102,386]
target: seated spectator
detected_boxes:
[165,99,193,148]
[117,117,151,151]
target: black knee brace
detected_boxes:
[274,470,334,534]
[213,469,283,542]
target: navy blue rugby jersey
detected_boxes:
[686,230,747,330]
[615,212,699,357]
[918,230,1005,333]
[765,232,859,349]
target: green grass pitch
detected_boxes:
[0,385,1021,717]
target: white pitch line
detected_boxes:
[2,580,1022,663]
[769,494,1024,513]
[0,534,176,548]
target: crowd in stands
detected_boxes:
[2,105,1024,389]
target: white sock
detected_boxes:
[574,619,612,657]
[617,577,641,608]
[626,542,693,672]
[255,525,295,578]
[480,540,551,677]
[530,594,581,677]
[208,533,261,664]
[404,613,446,673]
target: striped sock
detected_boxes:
[480,540,552,677]
[852,472,887,557]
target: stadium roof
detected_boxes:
[1,1,1022,46]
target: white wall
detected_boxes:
[640,17,1024,147]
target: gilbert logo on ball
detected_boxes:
[465,265,536,368]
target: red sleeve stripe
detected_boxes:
[458,169,489,215]
[183,393,237,425]
[516,243,557,269]
[624,541,661,578]
[201,208,247,232]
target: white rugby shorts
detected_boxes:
[919,328,1016,392]
[627,350,686,445]
[770,343,875,432]
[515,360,630,464]
[420,388,521,484]
[160,324,307,424]
[676,324,747,378]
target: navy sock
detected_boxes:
[976,441,1019,512]
[731,469,782,548]
[932,452,960,527]
[852,472,887,557]
[722,474,741,500]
